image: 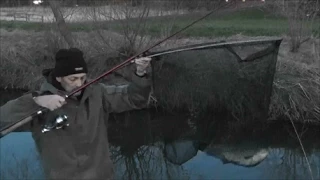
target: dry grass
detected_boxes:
[269,37,320,124]
[0,29,130,90]
[0,29,48,90]
[0,29,319,123]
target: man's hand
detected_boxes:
[34,95,66,111]
[135,57,151,76]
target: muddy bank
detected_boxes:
[0,30,319,123]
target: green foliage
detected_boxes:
[2,7,319,37]
[0,7,319,123]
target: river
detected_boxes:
[0,90,319,179]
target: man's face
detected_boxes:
[56,73,87,96]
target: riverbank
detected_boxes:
[0,6,319,124]
[0,29,319,124]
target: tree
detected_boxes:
[48,0,75,48]
[267,0,320,52]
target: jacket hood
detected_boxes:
[40,69,89,100]
[40,69,66,95]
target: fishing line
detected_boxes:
[0,9,219,138]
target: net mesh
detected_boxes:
[151,38,282,121]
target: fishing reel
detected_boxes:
[41,115,69,133]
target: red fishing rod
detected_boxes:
[0,10,217,138]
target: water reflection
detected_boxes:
[0,91,319,180]
[106,110,320,180]
[0,132,44,179]
[204,143,269,167]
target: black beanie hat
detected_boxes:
[53,48,88,77]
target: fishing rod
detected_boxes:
[145,38,281,62]
[0,9,218,139]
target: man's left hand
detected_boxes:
[135,57,151,76]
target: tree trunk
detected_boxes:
[48,0,75,48]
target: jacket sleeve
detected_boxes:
[0,93,41,130]
[100,69,152,113]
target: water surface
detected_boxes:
[0,90,319,180]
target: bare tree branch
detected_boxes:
[48,0,74,48]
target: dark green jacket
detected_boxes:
[0,68,152,179]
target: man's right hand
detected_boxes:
[34,95,66,111]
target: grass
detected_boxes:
[0,20,94,32]
[0,7,319,124]
[269,55,320,124]
[1,8,318,37]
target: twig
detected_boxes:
[287,115,314,180]
[298,83,311,100]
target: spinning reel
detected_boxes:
[41,115,69,133]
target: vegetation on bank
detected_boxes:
[1,8,319,37]
[0,7,319,124]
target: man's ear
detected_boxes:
[56,77,62,82]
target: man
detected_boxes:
[0,48,152,179]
